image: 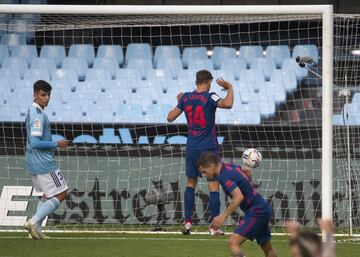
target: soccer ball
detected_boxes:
[242,148,262,168]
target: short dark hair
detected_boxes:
[33,80,52,93]
[197,151,221,169]
[289,231,321,257]
[196,70,213,85]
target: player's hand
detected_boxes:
[177,92,184,103]
[211,215,225,230]
[317,218,335,234]
[284,220,301,237]
[57,139,70,148]
[216,78,232,90]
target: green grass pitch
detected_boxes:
[0,232,359,257]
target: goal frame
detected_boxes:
[0,4,334,237]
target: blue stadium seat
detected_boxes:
[85,70,111,91]
[0,45,9,67]
[51,79,76,92]
[7,19,35,43]
[115,104,145,123]
[211,69,236,83]
[40,45,66,68]
[146,69,172,81]
[51,69,78,82]
[62,57,88,80]
[24,68,50,81]
[220,57,247,80]
[332,114,344,126]
[156,57,183,79]
[93,57,118,79]
[266,45,290,68]
[97,45,124,66]
[2,57,28,78]
[238,69,265,85]
[154,45,181,66]
[271,69,297,92]
[253,90,276,118]
[236,103,261,125]
[0,34,26,49]
[263,81,286,105]
[126,58,153,80]
[352,93,360,105]
[76,80,102,94]
[125,43,152,64]
[292,44,319,63]
[182,47,208,69]
[0,68,21,80]
[31,57,57,75]
[0,78,12,95]
[342,103,360,125]
[69,44,95,67]
[250,57,276,81]
[282,58,308,80]
[188,59,213,70]
[211,46,237,70]
[239,45,263,68]
[11,45,38,66]
[235,82,257,104]
[116,68,141,80]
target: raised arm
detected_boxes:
[216,78,234,109]
[167,93,184,122]
[211,187,244,230]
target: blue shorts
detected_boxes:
[234,202,272,245]
[185,148,220,181]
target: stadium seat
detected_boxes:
[125,43,152,64]
[292,44,319,63]
[146,69,172,81]
[238,69,265,85]
[40,45,66,68]
[239,45,263,67]
[126,58,153,80]
[93,57,119,79]
[236,103,261,125]
[250,57,276,81]
[51,79,76,92]
[219,57,247,80]
[24,68,50,81]
[156,57,183,79]
[68,44,95,67]
[154,45,181,66]
[182,47,208,69]
[211,69,235,83]
[85,69,112,91]
[0,34,26,50]
[115,104,145,123]
[332,114,344,126]
[235,82,257,104]
[266,45,291,68]
[76,80,102,94]
[188,59,213,70]
[0,68,21,80]
[0,78,12,95]
[253,90,276,118]
[271,69,297,92]
[62,57,88,80]
[2,57,28,78]
[116,68,141,80]
[51,68,78,82]
[0,45,9,67]
[282,58,308,80]
[97,45,124,66]
[263,81,286,105]
[31,57,57,75]
[211,46,237,70]
[11,45,37,66]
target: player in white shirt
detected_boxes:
[24,80,70,239]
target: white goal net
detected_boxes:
[1,5,356,236]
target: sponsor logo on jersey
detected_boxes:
[211,94,220,102]
[34,119,41,129]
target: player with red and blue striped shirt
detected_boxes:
[197,151,277,257]
[167,70,234,235]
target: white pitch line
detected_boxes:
[0,236,359,244]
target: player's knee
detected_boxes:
[55,190,68,202]
[228,236,239,249]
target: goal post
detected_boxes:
[0,4,339,236]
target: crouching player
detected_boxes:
[24,80,70,239]
[197,151,277,257]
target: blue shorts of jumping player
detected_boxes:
[234,202,272,245]
[185,148,220,181]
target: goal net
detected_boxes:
[0,5,355,235]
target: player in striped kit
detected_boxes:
[24,80,70,239]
